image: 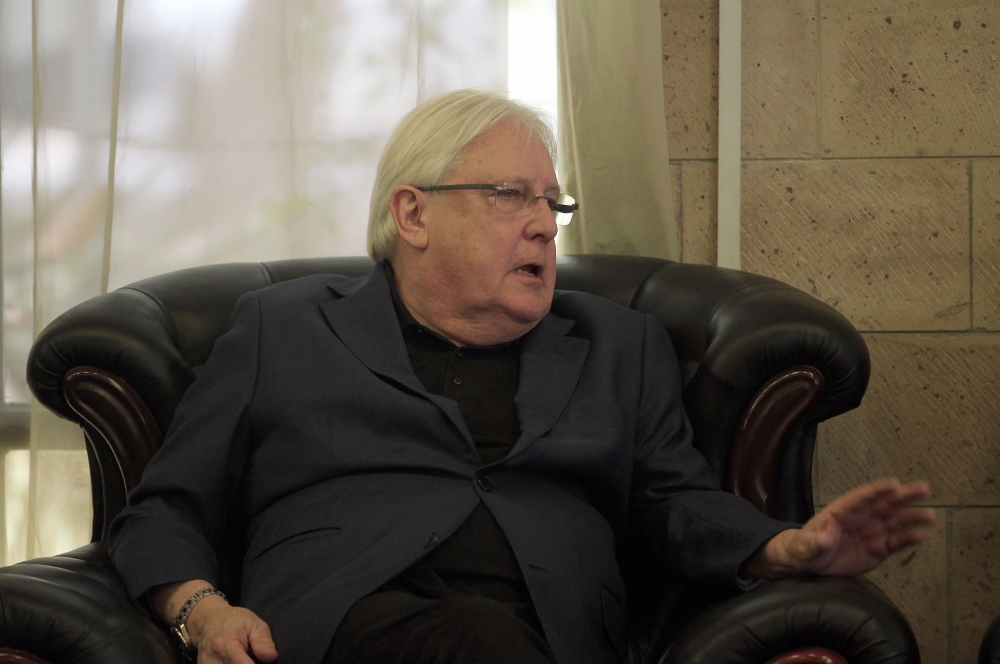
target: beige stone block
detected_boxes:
[821,1,1000,158]
[679,161,717,265]
[952,508,1000,664]
[662,0,819,159]
[974,160,1000,330]
[818,334,1000,506]
[742,0,818,158]
[662,1,719,159]
[742,159,970,331]
[865,512,948,664]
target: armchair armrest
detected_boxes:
[0,543,176,664]
[661,577,917,664]
[634,262,871,522]
[981,612,1000,664]
[635,263,869,416]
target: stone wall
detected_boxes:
[660,1,1000,661]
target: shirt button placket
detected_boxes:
[444,349,465,396]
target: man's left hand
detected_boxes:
[746,478,936,580]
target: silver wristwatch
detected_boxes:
[171,587,228,659]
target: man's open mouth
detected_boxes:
[514,264,541,277]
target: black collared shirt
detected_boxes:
[379,263,541,633]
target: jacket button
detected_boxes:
[424,532,439,548]
[478,476,493,492]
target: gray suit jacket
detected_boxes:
[110,263,790,664]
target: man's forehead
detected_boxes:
[454,125,558,188]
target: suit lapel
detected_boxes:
[319,264,475,448]
[510,312,590,459]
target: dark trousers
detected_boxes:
[325,590,555,664]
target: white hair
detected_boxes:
[366,89,556,261]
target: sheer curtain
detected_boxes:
[1,0,659,566]
[0,0,511,565]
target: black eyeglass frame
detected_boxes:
[415,183,579,224]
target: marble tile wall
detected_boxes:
[662,1,1000,661]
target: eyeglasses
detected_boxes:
[416,183,578,226]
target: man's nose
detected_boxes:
[523,199,558,242]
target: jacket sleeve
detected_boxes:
[629,313,795,590]
[108,291,261,603]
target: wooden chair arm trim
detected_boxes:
[0,650,52,664]
[766,647,848,664]
[727,365,825,517]
[63,366,162,494]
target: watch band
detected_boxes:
[171,587,227,659]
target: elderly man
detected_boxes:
[110,90,934,664]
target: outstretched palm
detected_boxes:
[748,478,936,580]
[787,479,935,577]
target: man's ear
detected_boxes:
[390,185,428,251]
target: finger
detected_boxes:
[249,623,279,662]
[823,484,901,528]
[224,639,257,664]
[890,507,937,529]
[848,507,935,543]
[884,481,932,506]
[885,528,929,554]
[867,487,934,521]
[842,479,930,517]
[829,478,903,514]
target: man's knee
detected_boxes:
[433,596,526,635]
[419,596,552,663]
[329,593,552,664]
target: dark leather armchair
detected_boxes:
[981,614,1000,664]
[0,255,918,664]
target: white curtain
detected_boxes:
[556,0,677,260]
[2,0,657,565]
[0,0,508,565]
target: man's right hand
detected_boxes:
[153,580,279,664]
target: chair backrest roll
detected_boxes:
[28,256,674,435]
[27,254,869,528]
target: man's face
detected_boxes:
[419,120,559,332]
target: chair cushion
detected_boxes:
[0,544,175,664]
